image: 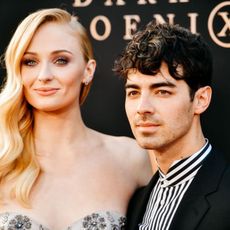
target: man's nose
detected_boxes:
[137,95,155,115]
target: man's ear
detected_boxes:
[82,59,96,84]
[194,86,212,115]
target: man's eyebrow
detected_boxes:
[149,81,176,89]
[125,81,176,90]
[125,84,140,90]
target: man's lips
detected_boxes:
[136,122,159,127]
[135,122,160,133]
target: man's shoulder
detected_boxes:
[208,147,230,167]
[192,147,230,192]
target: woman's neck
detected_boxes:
[32,107,88,157]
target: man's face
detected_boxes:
[125,62,197,152]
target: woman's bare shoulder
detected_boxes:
[95,131,153,186]
[96,131,142,154]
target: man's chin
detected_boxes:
[136,140,155,150]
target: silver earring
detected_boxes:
[84,81,89,85]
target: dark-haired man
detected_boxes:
[113,22,230,230]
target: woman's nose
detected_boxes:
[37,63,54,82]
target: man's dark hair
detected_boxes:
[113,22,213,99]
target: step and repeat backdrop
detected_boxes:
[0,0,229,156]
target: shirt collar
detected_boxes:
[158,139,212,187]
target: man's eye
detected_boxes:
[127,90,139,97]
[156,90,171,96]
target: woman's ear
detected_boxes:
[194,86,212,115]
[82,59,96,85]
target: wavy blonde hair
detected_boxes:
[0,8,94,206]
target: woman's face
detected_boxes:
[21,21,95,112]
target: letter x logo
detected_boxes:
[217,12,230,37]
[208,1,230,48]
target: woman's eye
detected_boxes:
[55,57,68,65]
[21,59,37,66]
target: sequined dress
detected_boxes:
[0,211,126,230]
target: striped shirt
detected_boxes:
[139,140,212,230]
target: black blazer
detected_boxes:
[126,149,230,230]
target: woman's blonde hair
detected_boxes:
[0,8,94,206]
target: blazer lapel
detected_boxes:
[169,149,228,230]
[127,172,159,230]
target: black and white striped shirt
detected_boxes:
[139,140,212,230]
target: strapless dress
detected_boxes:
[0,211,126,230]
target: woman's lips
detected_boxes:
[34,87,60,96]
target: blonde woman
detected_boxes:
[0,8,153,230]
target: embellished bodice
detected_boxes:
[0,211,126,230]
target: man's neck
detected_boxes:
[149,136,207,174]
